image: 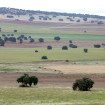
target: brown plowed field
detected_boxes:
[4,40,105,48]
[0,63,105,88]
[0,72,105,88]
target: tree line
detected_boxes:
[0,7,105,19]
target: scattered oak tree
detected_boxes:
[17,74,38,87]
[72,77,94,91]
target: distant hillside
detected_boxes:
[0,7,105,19]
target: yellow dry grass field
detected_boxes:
[44,64,105,74]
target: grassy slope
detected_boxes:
[0,87,105,105]
[0,48,105,63]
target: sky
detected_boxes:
[0,0,105,16]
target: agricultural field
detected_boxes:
[0,87,105,105]
[0,48,105,63]
[1,21,105,36]
[0,14,105,104]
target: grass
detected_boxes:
[0,48,105,63]
[0,18,105,105]
[0,67,17,72]
[0,64,41,72]
[1,22,105,41]
[0,87,105,105]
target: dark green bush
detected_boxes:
[14,30,17,32]
[69,44,77,48]
[17,74,38,87]
[29,38,35,43]
[35,50,38,52]
[62,46,68,50]
[47,46,52,50]
[54,36,60,41]
[0,37,5,46]
[84,49,88,53]
[94,44,101,48]
[72,77,94,91]
[41,56,48,60]
[39,38,44,42]
[69,40,72,43]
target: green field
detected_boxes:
[0,87,105,105]
[0,48,105,63]
[1,22,105,41]
[0,21,105,105]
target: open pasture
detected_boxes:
[0,21,105,41]
[0,87,105,105]
[0,48,105,63]
[0,20,105,105]
[0,71,105,105]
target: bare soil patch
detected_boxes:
[44,64,105,74]
[0,63,105,88]
[4,40,105,48]
[0,72,105,88]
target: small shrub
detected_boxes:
[14,30,17,32]
[2,34,6,37]
[41,56,48,59]
[29,38,35,43]
[19,38,23,44]
[20,35,25,39]
[69,40,72,43]
[83,17,87,21]
[76,19,80,22]
[28,36,31,39]
[39,38,44,42]
[29,16,35,21]
[84,49,88,53]
[97,21,104,25]
[69,44,77,48]
[47,46,52,50]
[72,77,94,91]
[7,15,14,18]
[54,36,60,41]
[62,46,68,50]
[65,60,69,62]
[24,37,28,40]
[59,19,63,21]
[35,50,38,52]
[0,38,5,46]
[94,44,101,48]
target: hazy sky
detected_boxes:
[0,0,105,16]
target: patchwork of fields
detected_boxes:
[0,20,105,105]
